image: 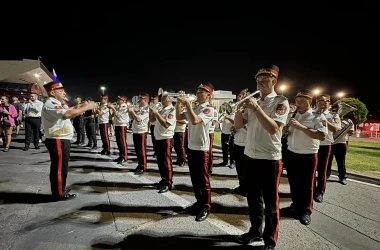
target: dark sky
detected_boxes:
[1,9,378,113]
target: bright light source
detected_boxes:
[337,92,344,98]
[313,89,320,95]
[100,86,105,90]
[280,85,286,91]
[34,73,39,78]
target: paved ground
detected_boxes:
[1,131,380,250]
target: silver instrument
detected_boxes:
[223,90,261,114]
[158,88,197,102]
[282,109,297,138]
[149,102,163,111]
[218,102,231,123]
[332,101,356,142]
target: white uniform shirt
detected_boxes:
[174,111,187,133]
[131,105,149,133]
[221,113,235,134]
[243,92,289,160]
[114,103,129,126]
[24,100,43,118]
[41,97,73,140]
[287,109,327,154]
[333,119,354,144]
[234,125,247,147]
[186,102,214,151]
[98,104,110,124]
[209,109,218,134]
[320,110,341,146]
[154,104,176,140]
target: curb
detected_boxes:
[212,145,380,186]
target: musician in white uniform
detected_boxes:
[42,80,97,200]
[235,65,289,250]
[108,96,129,165]
[176,81,215,222]
[220,112,235,168]
[281,89,327,226]
[129,92,150,174]
[97,94,111,155]
[208,106,218,174]
[314,94,341,203]
[150,94,176,193]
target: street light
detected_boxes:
[279,85,286,95]
[100,86,105,95]
[313,89,320,107]
[337,92,344,99]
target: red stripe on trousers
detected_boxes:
[104,123,110,152]
[203,151,211,209]
[209,133,214,171]
[141,133,147,170]
[273,160,283,244]
[121,127,128,160]
[309,153,318,212]
[181,132,186,161]
[56,139,63,198]
[166,138,173,186]
[321,145,331,194]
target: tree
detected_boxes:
[340,97,369,125]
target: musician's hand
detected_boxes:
[289,118,306,130]
[230,126,236,135]
[150,108,158,115]
[244,97,258,111]
[176,96,188,104]
[107,104,115,109]
[85,101,98,110]
[128,107,134,113]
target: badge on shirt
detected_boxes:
[203,108,211,114]
[322,120,327,126]
[55,106,63,110]
[168,114,173,119]
[334,117,340,123]
[275,104,287,115]
[214,111,217,117]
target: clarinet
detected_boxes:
[282,110,297,139]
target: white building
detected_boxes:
[211,90,236,112]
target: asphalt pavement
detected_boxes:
[0,131,379,250]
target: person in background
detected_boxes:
[0,96,18,152]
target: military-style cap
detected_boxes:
[43,81,64,92]
[295,89,314,100]
[151,94,158,101]
[139,92,149,100]
[197,81,214,94]
[101,95,108,99]
[317,94,330,102]
[255,64,279,79]
[117,96,127,102]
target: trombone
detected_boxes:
[224,90,261,114]
[158,88,197,102]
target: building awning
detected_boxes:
[0,59,54,97]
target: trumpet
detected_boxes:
[223,90,262,114]
[149,102,163,111]
[158,88,197,102]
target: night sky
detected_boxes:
[1,9,378,114]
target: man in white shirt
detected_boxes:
[220,111,235,168]
[150,94,176,193]
[23,93,43,150]
[176,81,215,222]
[208,106,218,174]
[96,94,111,155]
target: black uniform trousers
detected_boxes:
[25,117,41,147]
[174,131,187,164]
[115,126,128,160]
[281,137,288,169]
[73,115,85,144]
[327,143,347,179]
[187,149,211,210]
[85,119,97,146]
[234,144,245,190]
[221,133,234,164]
[99,123,111,153]
[133,132,147,170]
[243,155,282,246]
[150,124,157,155]
[208,133,214,173]
[45,138,70,198]
[156,138,173,187]
[315,145,331,195]
[284,150,318,215]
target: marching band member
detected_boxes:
[173,91,188,167]
[108,96,129,165]
[327,118,354,185]
[129,92,150,174]
[150,93,176,193]
[96,94,111,155]
[42,80,97,200]
[84,97,97,149]
[176,81,215,222]
[314,94,341,202]
[149,94,159,157]
[230,92,247,196]
[235,65,289,250]
[220,110,235,168]
[281,89,327,226]
[73,96,85,146]
[208,105,218,174]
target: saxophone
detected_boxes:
[282,109,297,138]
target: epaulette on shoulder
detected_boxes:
[274,95,288,102]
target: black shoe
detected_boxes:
[114,157,122,162]
[185,202,202,216]
[34,145,40,149]
[104,151,111,155]
[158,184,175,193]
[117,159,125,165]
[300,213,311,225]
[339,178,347,185]
[22,147,29,151]
[229,162,236,169]
[218,162,228,166]
[56,193,76,201]
[91,146,98,150]
[236,232,262,245]
[264,245,275,250]
[280,206,297,218]
[155,179,166,189]
[64,188,71,194]
[86,144,93,148]
[314,193,323,203]
[179,162,185,167]
[231,186,245,196]
[135,168,144,175]
[195,208,210,222]
[100,149,107,155]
